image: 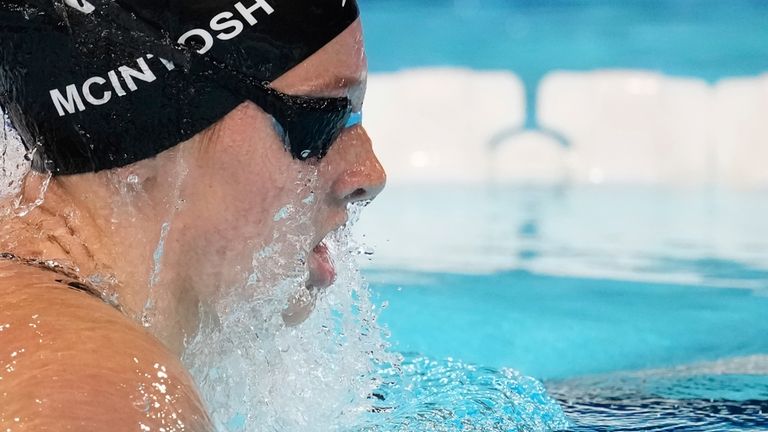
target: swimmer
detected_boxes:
[0,0,385,429]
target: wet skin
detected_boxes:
[0,19,385,430]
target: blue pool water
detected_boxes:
[354,2,768,429]
[356,185,768,430]
[371,271,768,380]
[367,269,768,431]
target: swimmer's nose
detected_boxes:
[330,128,387,204]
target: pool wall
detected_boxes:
[365,70,768,188]
[359,0,768,188]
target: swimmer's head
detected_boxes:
[0,0,385,338]
[0,0,364,174]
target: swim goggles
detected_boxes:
[206,58,363,161]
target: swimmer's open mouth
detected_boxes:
[307,241,336,291]
[283,234,340,326]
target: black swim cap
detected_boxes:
[0,0,360,175]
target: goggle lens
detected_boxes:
[206,59,361,161]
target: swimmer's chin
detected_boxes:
[282,285,318,327]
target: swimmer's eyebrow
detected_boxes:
[295,75,366,97]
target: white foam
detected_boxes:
[183,205,397,432]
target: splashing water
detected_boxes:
[182,199,568,432]
[362,355,570,432]
[0,109,31,209]
[183,202,397,432]
[1,108,52,219]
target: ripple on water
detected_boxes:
[549,362,768,431]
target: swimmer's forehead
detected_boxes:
[273,20,367,99]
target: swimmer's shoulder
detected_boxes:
[0,264,213,431]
